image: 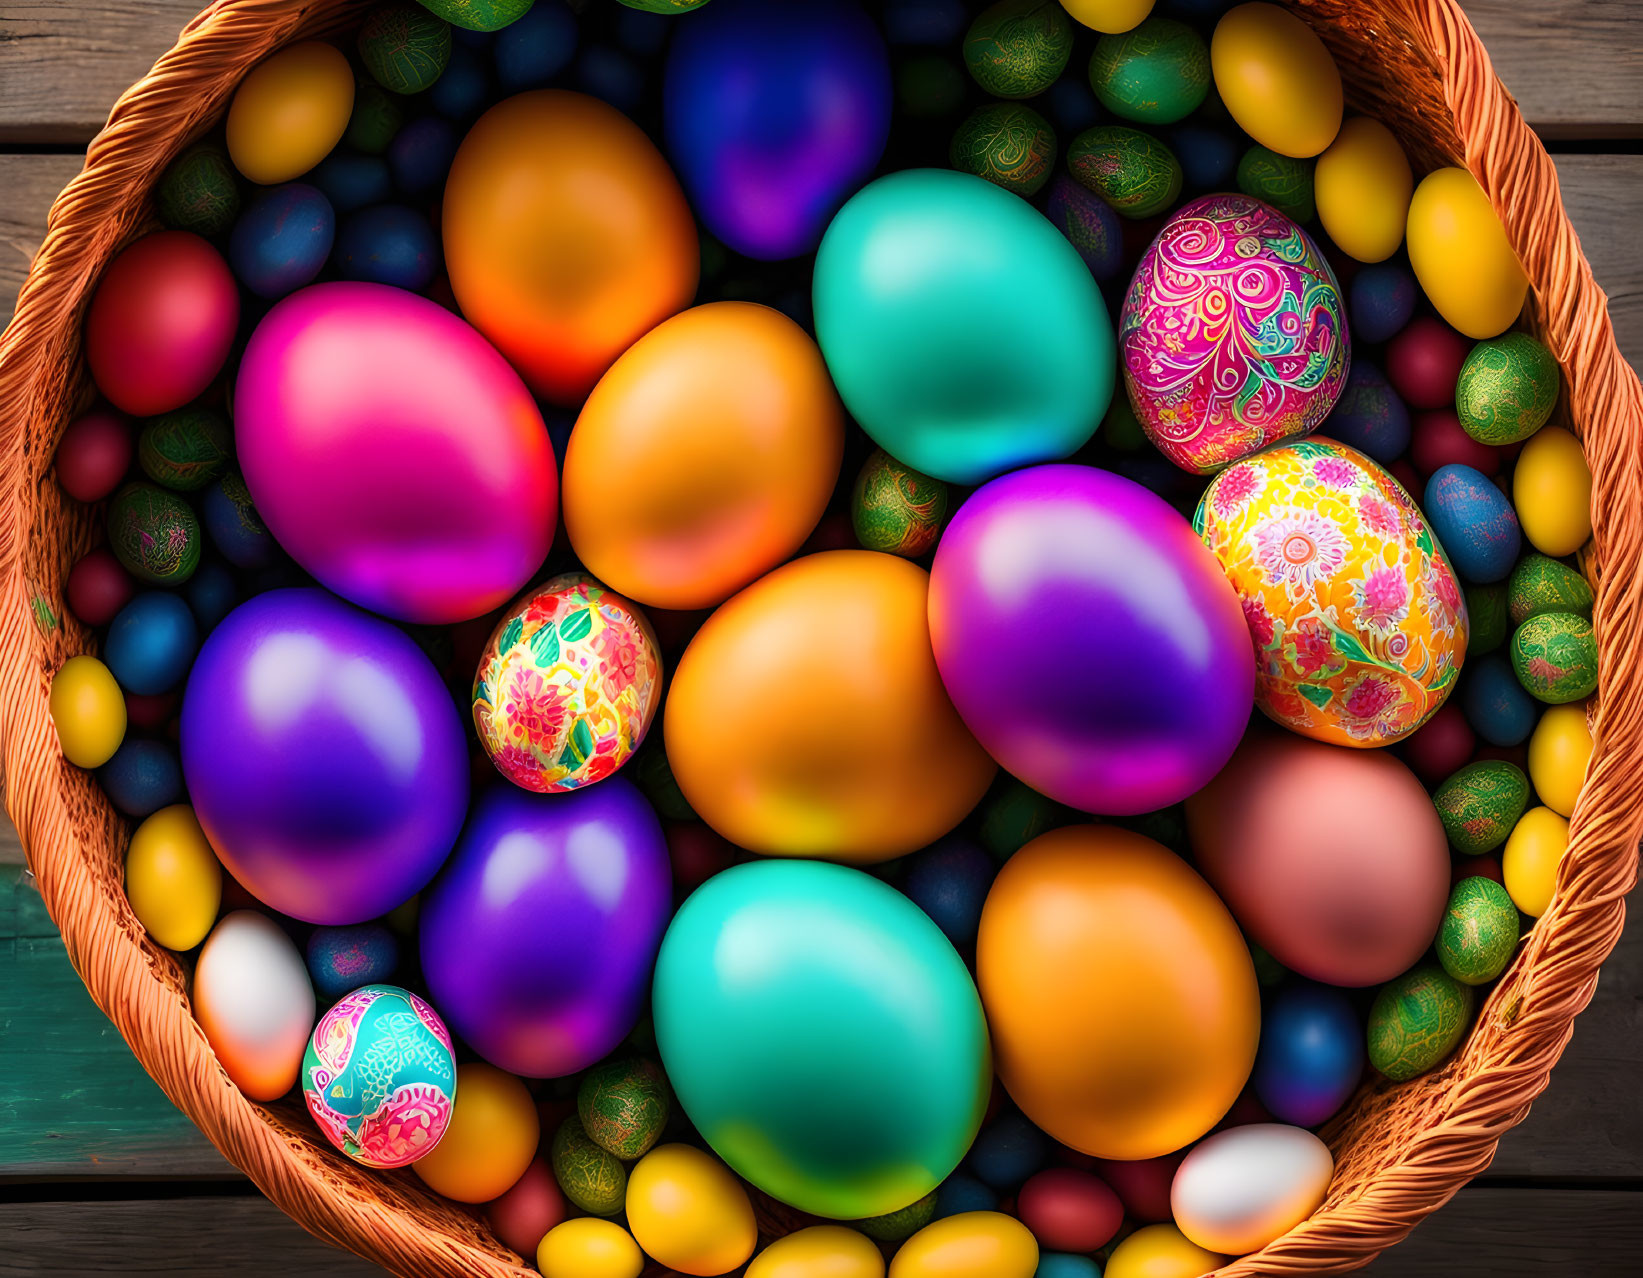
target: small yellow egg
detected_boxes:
[1315,118,1412,263]
[1104,1223,1227,1278]
[1211,3,1343,158]
[125,804,221,951]
[1503,806,1570,918]
[226,41,354,184]
[1407,167,1529,339]
[49,655,126,768]
[746,1226,886,1278]
[537,1218,644,1278]
[1529,702,1593,818]
[888,1211,1037,1278]
[626,1144,756,1277]
[1060,0,1155,33]
[1514,427,1592,556]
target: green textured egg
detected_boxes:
[1068,125,1182,218]
[550,1117,627,1216]
[857,1191,938,1242]
[1511,612,1598,704]
[345,79,404,154]
[359,2,452,94]
[1236,145,1316,223]
[1088,16,1210,124]
[1438,877,1520,986]
[962,0,1074,100]
[155,144,241,238]
[951,102,1057,197]
[107,483,201,586]
[1367,964,1474,1082]
[1507,554,1593,625]
[413,0,534,29]
[138,407,232,493]
[616,0,713,13]
[851,449,951,558]
[576,1057,671,1161]
[1433,760,1530,855]
[1456,333,1561,445]
[899,56,968,120]
[1464,582,1510,655]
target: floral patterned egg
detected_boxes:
[1121,193,1349,474]
[473,573,661,792]
[1195,439,1468,746]
[302,984,456,1169]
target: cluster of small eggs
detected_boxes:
[39,2,1601,1278]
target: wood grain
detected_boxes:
[0,154,84,332]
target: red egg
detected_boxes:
[1410,409,1501,479]
[55,409,133,502]
[1017,1167,1124,1252]
[124,690,177,732]
[664,821,738,896]
[65,548,136,626]
[485,1156,566,1258]
[1385,316,1468,409]
[1092,1151,1184,1223]
[85,231,239,416]
[1399,702,1476,785]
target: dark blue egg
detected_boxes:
[1463,653,1540,746]
[1252,983,1365,1127]
[966,1109,1049,1190]
[202,473,278,570]
[105,592,199,695]
[1169,125,1239,195]
[1321,362,1411,463]
[575,45,645,113]
[1043,76,1102,135]
[98,737,184,817]
[429,44,491,120]
[933,1172,999,1220]
[1350,261,1418,344]
[493,0,578,92]
[1044,175,1122,281]
[452,24,492,50]
[1036,1257,1101,1278]
[305,923,402,1000]
[388,115,459,196]
[335,204,439,291]
[1424,464,1521,583]
[227,183,334,299]
[184,559,239,633]
[903,836,995,949]
[665,0,891,260]
[614,5,670,57]
[883,0,967,46]
[310,151,393,214]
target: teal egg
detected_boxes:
[1088,16,1210,124]
[813,168,1114,484]
[652,859,991,1219]
[949,101,1057,197]
[1067,125,1183,218]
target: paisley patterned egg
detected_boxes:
[950,102,1057,197]
[1507,553,1593,625]
[108,482,201,585]
[1432,760,1529,855]
[1067,125,1182,219]
[962,0,1074,99]
[1366,963,1473,1081]
[1456,332,1560,445]
[551,1116,628,1216]
[1465,582,1510,655]
[1120,194,1348,473]
[1044,173,1123,280]
[138,406,232,492]
[358,2,452,94]
[852,448,951,558]
[1195,440,1468,746]
[156,144,241,237]
[417,0,534,28]
[1511,611,1597,704]
[1437,876,1519,986]
[1236,146,1315,224]
[1088,17,1210,124]
[577,1056,671,1160]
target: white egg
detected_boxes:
[1171,1123,1333,1255]
[193,910,316,1101]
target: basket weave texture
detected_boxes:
[1,1,1640,1274]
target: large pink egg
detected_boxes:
[235,283,557,624]
[1119,194,1349,475]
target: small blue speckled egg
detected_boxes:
[99,737,185,816]
[1322,362,1411,463]
[1350,261,1418,344]
[493,0,578,92]
[1424,464,1522,583]
[305,923,402,1000]
[228,183,335,300]
[1462,653,1540,746]
[966,1110,1049,1191]
[1169,124,1239,195]
[902,837,996,950]
[387,115,459,196]
[335,204,438,291]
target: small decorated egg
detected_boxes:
[195,910,317,1101]
[1423,464,1521,583]
[50,655,127,768]
[1043,174,1123,279]
[99,737,185,816]
[950,102,1056,197]
[858,1192,938,1242]
[538,1218,644,1278]
[1315,117,1413,264]
[334,203,438,290]
[746,1226,886,1278]
[1322,363,1410,464]
[1068,125,1182,218]
[1456,333,1560,444]
[156,144,241,237]
[1462,653,1539,747]
[412,1062,539,1203]
[887,1211,1038,1278]
[1366,963,1473,1081]
[1350,261,1417,344]
[1123,195,1347,473]
[1235,145,1314,222]
[577,1056,671,1160]
[229,182,335,298]
[1529,702,1592,818]
[1438,876,1519,985]
[551,1116,628,1216]
[1103,1223,1225,1278]
[1210,2,1342,158]
[1088,17,1209,124]
[1171,1123,1332,1255]
[962,0,1073,99]
[108,482,201,586]
[226,42,355,184]
[852,449,951,558]
[1511,612,1597,704]
[124,804,220,950]
[359,2,453,94]
[1514,427,1592,556]
[305,923,401,1000]
[626,1144,757,1276]
[1465,582,1510,654]
[1433,760,1530,855]
[1508,554,1592,625]
[139,407,232,492]
[1503,805,1569,917]
[201,471,277,570]
[1407,167,1528,339]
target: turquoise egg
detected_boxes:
[813,168,1114,484]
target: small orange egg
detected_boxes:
[413,1063,539,1203]
[225,42,354,184]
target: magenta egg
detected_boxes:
[234,283,557,624]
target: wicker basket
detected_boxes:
[2,1,1640,1274]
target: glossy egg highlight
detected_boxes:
[625,1144,757,1276]
[1171,1123,1333,1255]
[194,911,316,1101]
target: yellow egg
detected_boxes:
[1315,118,1412,263]
[49,655,126,768]
[1104,1224,1227,1278]
[1060,0,1155,33]
[125,805,221,951]
[747,1227,886,1278]
[1211,3,1342,158]
[226,42,353,184]
[538,1218,644,1278]
[626,1144,756,1277]
[1529,702,1593,818]
[1514,427,1592,556]
[1407,167,1529,339]
[888,1212,1037,1278]
[1503,806,1570,918]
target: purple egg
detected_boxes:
[928,465,1254,816]
[1044,175,1122,281]
[419,778,672,1078]
[181,589,469,925]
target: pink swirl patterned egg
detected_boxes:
[1120,194,1350,474]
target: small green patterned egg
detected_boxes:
[138,407,232,492]
[155,144,241,238]
[550,1116,627,1216]
[1088,16,1210,125]
[1367,964,1474,1082]
[1433,760,1530,855]
[962,0,1073,100]
[360,2,452,94]
[857,1191,937,1242]
[1511,612,1598,704]
[951,102,1057,197]
[1456,333,1561,445]
[899,57,968,120]
[616,0,713,13]
[345,79,405,154]
[977,776,1073,861]
[1507,554,1593,626]
[413,0,533,29]
[577,1057,671,1161]
[1236,146,1316,223]
[1438,876,1520,986]
[1068,125,1182,219]
[852,449,951,558]
[107,483,201,586]
[1464,582,1509,655]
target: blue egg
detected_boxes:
[105,592,199,695]
[335,204,439,291]
[1042,76,1101,135]
[576,45,645,113]
[1322,362,1411,463]
[1424,464,1522,583]
[305,923,402,1000]
[310,151,393,214]
[98,737,184,817]
[388,115,459,197]
[1252,983,1365,1128]
[1350,261,1418,344]
[202,474,278,570]
[966,1109,1049,1190]
[933,1172,998,1220]
[493,0,578,92]
[614,6,670,57]
[429,44,491,120]
[227,183,334,299]
[1463,653,1540,746]
[184,559,239,633]
[1036,1256,1101,1278]
[1169,125,1240,195]
[883,0,967,45]
[903,837,995,949]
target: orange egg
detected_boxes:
[664,551,996,863]
[976,825,1259,1160]
[412,1063,540,1203]
[565,302,844,610]
[442,90,698,404]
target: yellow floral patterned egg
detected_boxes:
[1195,438,1468,746]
